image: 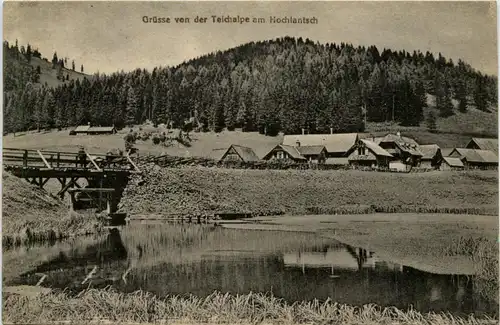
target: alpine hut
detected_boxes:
[212,145,260,163]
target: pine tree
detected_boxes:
[474,74,489,112]
[456,79,467,113]
[81,64,84,73]
[72,60,75,71]
[126,86,138,126]
[426,111,437,132]
[52,52,58,69]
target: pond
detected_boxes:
[4,224,497,317]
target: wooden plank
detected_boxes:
[126,150,141,173]
[68,188,116,193]
[37,150,53,169]
[85,150,102,171]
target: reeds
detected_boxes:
[2,210,103,248]
[444,236,499,303]
[3,288,498,324]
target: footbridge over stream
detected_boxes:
[3,148,141,214]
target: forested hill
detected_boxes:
[3,37,498,135]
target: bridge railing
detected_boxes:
[2,148,132,171]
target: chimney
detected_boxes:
[296,140,301,147]
[330,128,333,134]
[396,131,401,138]
[302,128,305,135]
[88,122,91,126]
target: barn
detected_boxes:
[419,144,442,169]
[449,148,498,170]
[262,144,307,163]
[70,125,90,135]
[348,139,392,169]
[465,138,498,155]
[440,157,465,171]
[86,126,117,135]
[282,133,358,158]
[212,145,260,163]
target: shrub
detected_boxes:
[152,135,161,145]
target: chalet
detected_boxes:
[282,133,358,158]
[448,148,498,170]
[212,145,260,163]
[262,144,307,163]
[419,144,442,169]
[348,139,392,169]
[440,157,465,171]
[465,138,498,156]
[86,126,117,135]
[375,132,422,171]
[296,145,327,164]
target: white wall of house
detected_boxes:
[389,161,408,171]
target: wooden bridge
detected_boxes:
[3,148,141,213]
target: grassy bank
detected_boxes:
[2,171,102,247]
[119,166,498,216]
[3,288,497,325]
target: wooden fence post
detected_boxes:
[23,150,28,167]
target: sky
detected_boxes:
[3,1,498,76]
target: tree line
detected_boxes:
[3,37,497,135]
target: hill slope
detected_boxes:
[2,171,100,246]
[3,37,497,137]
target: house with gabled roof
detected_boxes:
[419,144,443,169]
[282,133,358,158]
[212,145,260,163]
[449,148,498,170]
[375,132,422,170]
[440,157,465,171]
[348,139,392,169]
[262,144,307,163]
[465,138,498,156]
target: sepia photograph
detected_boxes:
[1,1,499,324]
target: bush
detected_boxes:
[152,135,161,145]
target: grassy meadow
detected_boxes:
[120,166,498,216]
[3,119,491,159]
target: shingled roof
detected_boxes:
[296,145,326,156]
[442,157,464,168]
[74,125,90,132]
[360,139,393,157]
[466,138,498,155]
[419,144,441,160]
[375,133,422,156]
[263,145,306,161]
[282,133,358,154]
[451,148,498,164]
[213,145,260,162]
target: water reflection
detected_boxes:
[6,225,497,318]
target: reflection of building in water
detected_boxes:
[283,246,403,273]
